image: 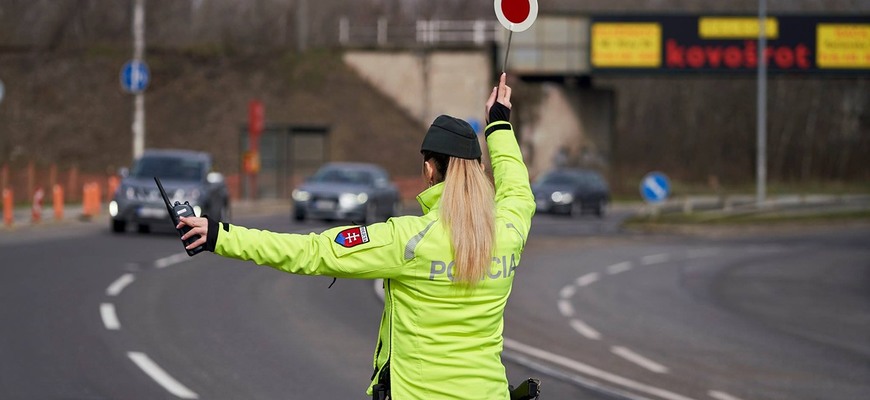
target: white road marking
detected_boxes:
[100,303,121,330]
[155,253,189,269]
[606,261,633,275]
[708,390,743,400]
[641,253,670,265]
[503,338,697,400]
[557,300,574,317]
[577,272,600,287]
[611,346,670,374]
[373,279,385,301]
[570,319,601,340]
[559,285,576,298]
[707,390,740,400]
[106,273,135,296]
[128,352,199,399]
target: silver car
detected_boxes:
[109,149,229,233]
[292,162,401,224]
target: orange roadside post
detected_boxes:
[93,183,102,215]
[2,188,12,227]
[53,184,64,221]
[82,183,93,219]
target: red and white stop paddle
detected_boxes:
[494,0,538,71]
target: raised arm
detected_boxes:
[484,73,535,234]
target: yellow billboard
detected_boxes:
[817,24,870,68]
[699,17,778,39]
[591,23,662,68]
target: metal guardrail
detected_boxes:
[639,194,870,218]
[337,17,590,74]
[338,17,502,47]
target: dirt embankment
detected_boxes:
[0,47,427,199]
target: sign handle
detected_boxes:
[503,28,514,73]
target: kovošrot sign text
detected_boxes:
[591,15,869,73]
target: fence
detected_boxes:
[0,162,123,226]
[338,18,503,47]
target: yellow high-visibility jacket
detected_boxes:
[212,121,535,399]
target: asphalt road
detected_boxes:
[0,209,867,399]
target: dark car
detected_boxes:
[109,149,230,233]
[532,168,610,217]
[292,162,401,224]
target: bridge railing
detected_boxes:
[338,17,503,47]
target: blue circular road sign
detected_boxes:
[466,118,482,135]
[640,171,671,204]
[120,60,150,93]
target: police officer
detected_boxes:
[177,73,535,400]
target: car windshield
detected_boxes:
[131,156,205,181]
[310,167,374,185]
[537,171,581,186]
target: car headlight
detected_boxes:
[109,201,119,217]
[292,189,311,202]
[551,192,574,204]
[193,206,202,216]
[339,192,368,208]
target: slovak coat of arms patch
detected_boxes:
[334,226,369,248]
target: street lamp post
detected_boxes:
[756,0,767,207]
[132,0,146,160]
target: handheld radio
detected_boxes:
[154,177,204,256]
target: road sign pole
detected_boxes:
[131,0,146,160]
[133,93,145,160]
[756,0,767,207]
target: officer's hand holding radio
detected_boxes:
[177,216,209,251]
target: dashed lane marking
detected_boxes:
[606,261,633,275]
[570,319,601,340]
[641,253,670,265]
[100,303,121,330]
[559,285,576,298]
[611,346,670,374]
[155,253,189,269]
[504,338,697,400]
[577,272,600,287]
[708,390,743,400]
[557,300,574,317]
[128,352,199,399]
[106,273,135,297]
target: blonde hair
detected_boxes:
[439,157,496,288]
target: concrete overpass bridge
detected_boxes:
[340,15,608,179]
[340,14,868,180]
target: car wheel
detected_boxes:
[111,219,126,233]
[137,224,150,234]
[595,199,606,218]
[294,209,305,222]
[570,201,583,217]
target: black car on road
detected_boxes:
[109,149,230,233]
[292,162,401,224]
[532,168,610,217]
